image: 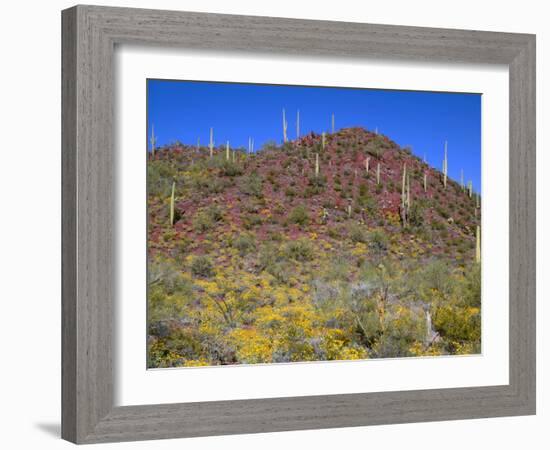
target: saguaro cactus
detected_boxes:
[150,124,157,158]
[322,132,326,150]
[331,113,335,133]
[169,181,176,226]
[315,153,320,177]
[296,110,300,139]
[347,203,352,218]
[460,169,464,191]
[401,163,408,226]
[209,127,214,158]
[365,157,370,174]
[468,180,473,198]
[226,141,230,161]
[376,163,381,185]
[423,172,428,193]
[443,140,448,189]
[476,225,481,263]
[282,108,288,143]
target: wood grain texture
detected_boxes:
[61,4,536,444]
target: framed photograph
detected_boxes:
[62,5,536,444]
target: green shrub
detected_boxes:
[240,172,263,197]
[219,160,243,177]
[368,230,389,254]
[289,205,310,226]
[191,255,214,277]
[193,212,214,232]
[233,233,256,256]
[349,224,368,243]
[284,238,315,261]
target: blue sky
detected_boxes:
[147,79,481,192]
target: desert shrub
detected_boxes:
[242,213,263,229]
[357,194,378,217]
[261,140,278,152]
[408,202,425,227]
[288,205,310,226]
[433,303,481,352]
[219,160,243,177]
[205,204,223,222]
[461,264,481,308]
[374,307,426,357]
[284,238,315,261]
[190,255,214,277]
[190,174,227,194]
[192,205,223,232]
[192,214,209,233]
[240,172,263,197]
[147,162,177,197]
[233,233,256,256]
[327,226,341,239]
[349,224,368,243]
[368,230,389,254]
[285,187,296,198]
[148,258,191,296]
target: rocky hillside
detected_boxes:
[147,127,481,368]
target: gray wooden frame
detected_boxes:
[62,4,536,444]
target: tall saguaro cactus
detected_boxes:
[315,153,320,177]
[376,162,381,185]
[475,225,481,263]
[401,163,408,226]
[365,157,370,174]
[331,113,335,133]
[150,124,157,158]
[282,108,288,143]
[460,169,464,191]
[423,172,428,193]
[209,127,214,158]
[226,141,230,161]
[468,180,473,198]
[296,110,300,139]
[169,181,176,226]
[443,140,448,189]
[322,132,326,150]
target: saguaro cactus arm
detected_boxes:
[296,110,300,139]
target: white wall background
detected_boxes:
[0,0,546,448]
